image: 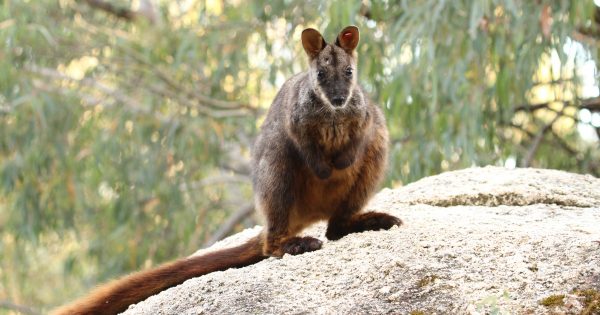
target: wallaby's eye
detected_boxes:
[317,70,325,80]
[345,67,353,76]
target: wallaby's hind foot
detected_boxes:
[326,212,402,240]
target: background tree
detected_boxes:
[0,0,598,312]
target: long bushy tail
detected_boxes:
[51,235,265,315]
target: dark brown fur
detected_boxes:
[52,26,401,315]
[252,26,401,256]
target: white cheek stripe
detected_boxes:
[341,77,356,109]
[315,84,336,111]
[315,75,357,111]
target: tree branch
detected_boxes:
[515,97,600,113]
[522,112,562,167]
[203,203,255,247]
[581,96,600,111]
[549,129,599,175]
[508,122,599,176]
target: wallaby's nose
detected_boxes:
[331,96,345,106]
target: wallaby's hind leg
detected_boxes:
[326,212,402,241]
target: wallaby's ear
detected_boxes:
[335,26,359,54]
[301,28,326,59]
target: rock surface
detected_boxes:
[123,167,600,315]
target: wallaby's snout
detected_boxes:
[331,96,346,106]
[331,95,346,106]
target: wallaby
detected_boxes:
[52,25,402,315]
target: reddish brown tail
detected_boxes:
[51,235,265,315]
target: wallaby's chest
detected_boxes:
[315,122,352,153]
[288,87,366,154]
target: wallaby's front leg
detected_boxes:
[263,220,323,257]
[261,197,323,257]
[256,156,323,257]
[326,129,402,240]
[289,120,332,179]
[298,141,332,180]
[332,137,366,170]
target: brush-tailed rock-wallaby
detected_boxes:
[52,25,401,315]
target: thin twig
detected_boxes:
[25,65,144,112]
[0,300,41,315]
[179,173,250,192]
[81,0,137,20]
[26,65,249,120]
[122,48,256,112]
[81,0,157,23]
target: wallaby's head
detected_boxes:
[301,26,359,109]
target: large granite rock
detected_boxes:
[123,167,600,315]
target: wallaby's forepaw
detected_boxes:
[306,154,332,179]
[332,153,355,170]
[313,164,332,179]
[282,236,323,255]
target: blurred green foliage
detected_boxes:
[0,0,599,312]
